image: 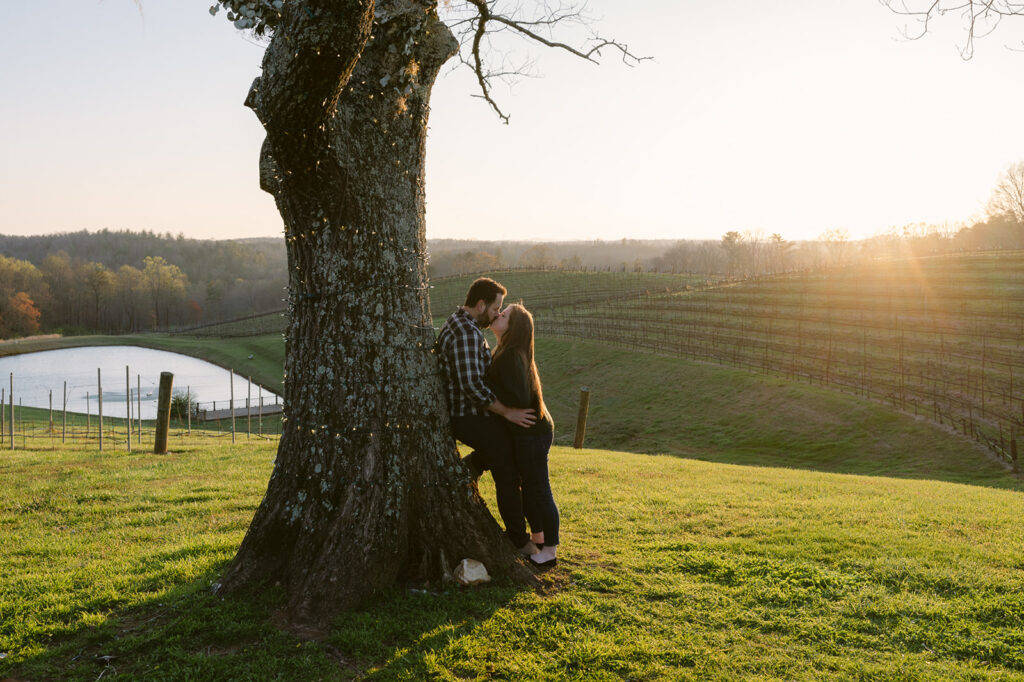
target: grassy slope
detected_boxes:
[536,339,1018,489]
[1,332,1013,487]
[2,442,1023,680]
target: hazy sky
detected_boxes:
[2,1,1022,242]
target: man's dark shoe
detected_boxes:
[462,451,485,479]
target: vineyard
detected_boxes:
[162,309,287,338]
[163,255,1024,466]
[427,269,711,318]
[167,271,712,337]
[531,252,1024,465]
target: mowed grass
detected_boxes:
[3,440,1024,680]
[2,326,1023,678]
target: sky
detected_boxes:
[1,1,1022,243]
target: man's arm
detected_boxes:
[488,399,536,428]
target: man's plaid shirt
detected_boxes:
[435,308,497,417]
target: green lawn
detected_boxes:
[2,328,1021,679]
[2,440,1023,680]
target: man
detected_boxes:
[435,277,537,555]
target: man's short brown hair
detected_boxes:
[464,277,507,308]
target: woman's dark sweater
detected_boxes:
[486,350,554,436]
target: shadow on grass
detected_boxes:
[563,437,1024,492]
[548,418,1024,492]
[4,561,524,681]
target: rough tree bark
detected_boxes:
[216,0,533,627]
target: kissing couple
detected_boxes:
[435,277,560,568]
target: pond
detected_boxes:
[0,345,279,420]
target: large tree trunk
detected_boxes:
[217,0,533,628]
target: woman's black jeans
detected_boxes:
[514,431,559,546]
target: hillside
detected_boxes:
[432,254,1024,467]
[0,331,1012,487]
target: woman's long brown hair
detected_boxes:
[494,303,548,420]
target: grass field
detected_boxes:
[3,438,1024,680]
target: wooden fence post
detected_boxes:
[98,368,103,452]
[125,365,131,452]
[574,386,591,449]
[230,369,236,444]
[154,372,174,454]
[1012,438,1018,474]
[62,381,66,444]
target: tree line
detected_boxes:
[431,163,1024,278]
[1,157,1020,340]
[0,229,286,338]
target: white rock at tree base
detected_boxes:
[454,559,490,586]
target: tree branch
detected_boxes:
[881,0,1024,58]
[446,0,649,122]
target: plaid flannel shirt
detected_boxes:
[435,308,497,417]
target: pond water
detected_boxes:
[0,345,279,419]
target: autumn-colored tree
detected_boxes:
[1,292,42,338]
[0,255,50,332]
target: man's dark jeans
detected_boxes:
[452,415,528,547]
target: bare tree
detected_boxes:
[819,228,851,267]
[987,161,1024,222]
[204,0,642,628]
[743,229,766,275]
[882,0,1024,58]
[720,231,745,276]
[768,233,792,274]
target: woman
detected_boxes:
[486,303,559,568]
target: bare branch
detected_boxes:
[445,0,650,122]
[881,0,1024,58]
